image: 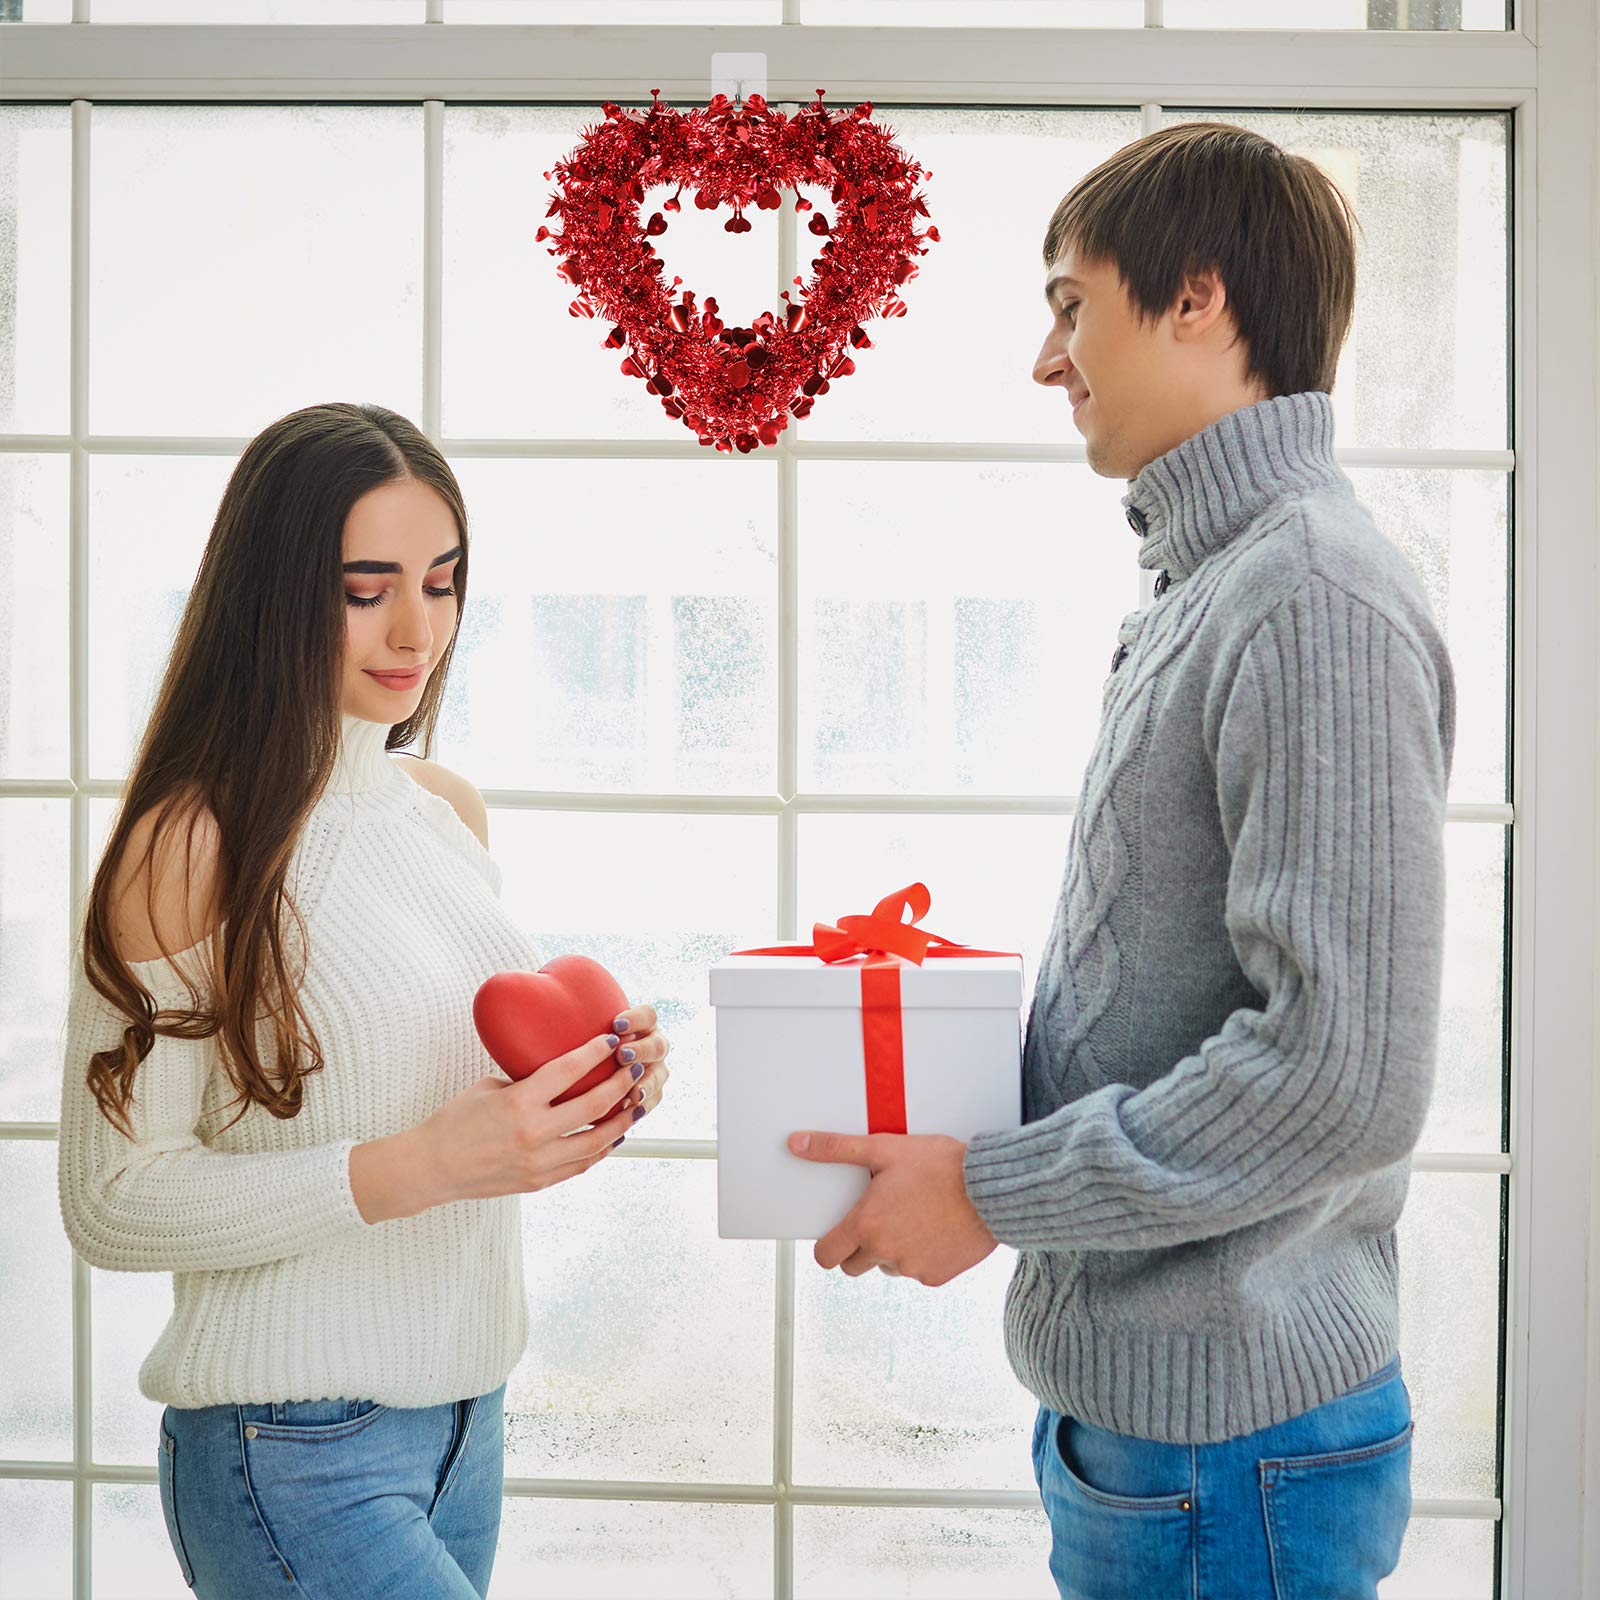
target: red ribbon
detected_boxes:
[734,883,1019,1136]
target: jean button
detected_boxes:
[244,1425,258,1439]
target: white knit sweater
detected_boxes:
[57,712,540,1410]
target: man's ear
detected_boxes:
[1172,267,1229,339]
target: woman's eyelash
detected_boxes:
[345,585,456,609]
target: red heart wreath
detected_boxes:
[536,88,939,454]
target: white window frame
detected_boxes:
[0,5,1594,1598]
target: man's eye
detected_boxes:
[1061,301,1079,321]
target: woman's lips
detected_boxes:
[366,667,424,690]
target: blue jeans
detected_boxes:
[157,1381,507,1598]
[1031,1355,1412,1600]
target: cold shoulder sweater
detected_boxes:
[57,713,541,1410]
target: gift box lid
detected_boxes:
[710,950,1023,1009]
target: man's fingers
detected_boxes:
[840,1249,883,1278]
[814,1211,864,1272]
[789,1130,882,1169]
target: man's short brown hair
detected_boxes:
[1043,122,1360,397]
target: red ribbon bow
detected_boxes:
[734,883,1018,1135]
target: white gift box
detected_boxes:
[710,951,1024,1240]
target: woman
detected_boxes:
[55,402,671,1598]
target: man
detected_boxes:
[790,122,1455,1598]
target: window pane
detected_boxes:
[1346,468,1507,806]
[794,1245,1036,1491]
[0,0,72,18]
[1165,0,1507,26]
[90,107,422,436]
[86,455,220,781]
[493,1498,771,1597]
[802,0,1140,20]
[0,454,70,781]
[440,458,778,795]
[1399,1171,1501,1500]
[1381,1515,1496,1599]
[495,810,778,1141]
[799,462,1139,794]
[92,0,424,17]
[1162,110,1509,452]
[0,1141,74,1461]
[0,799,69,1123]
[794,1505,1055,1599]
[798,813,1069,1000]
[0,109,70,433]
[509,1157,774,1483]
[93,1482,187,1599]
[798,108,1142,446]
[0,1479,72,1599]
[452,0,779,17]
[91,1262,171,1467]
[444,105,781,440]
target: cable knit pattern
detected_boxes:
[963,392,1458,1443]
[56,712,540,1410]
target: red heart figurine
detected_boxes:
[473,955,632,1110]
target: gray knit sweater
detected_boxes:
[962,390,1456,1445]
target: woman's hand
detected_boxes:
[611,1002,671,1126]
[410,1031,648,1207]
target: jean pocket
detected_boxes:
[242,1398,389,1442]
[157,1418,196,1588]
[1051,1414,1194,1513]
[1259,1420,1413,1600]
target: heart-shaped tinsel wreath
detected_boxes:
[536,88,939,454]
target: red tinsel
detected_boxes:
[535,88,940,454]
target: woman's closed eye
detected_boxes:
[346,585,456,609]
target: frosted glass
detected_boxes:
[438,457,778,795]
[1424,824,1506,1155]
[1166,0,1506,25]
[0,454,70,781]
[443,105,780,440]
[507,1158,774,1483]
[798,108,1142,446]
[804,0,1139,19]
[1398,1172,1501,1500]
[797,811,1066,1020]
[1346,468,1507,806]
[794,1244,1036,1491]
[93,1481,191,1599]
[91,1265,172,1468]
[0,1478,73,1599]
[0,0,73,16]
[798,460,1140,793]
[0,1141,75,1461]
[89,107,422,436]
[490,1497,770,1598]
[0,109,70,433]
[0,799,70,1123]
[493,809,777,1142]
[1162,111,1508,452]
[93,0,421,14]
[452,0,778,16]
[86,455,226,781]
[794,1504,1055,1599]
[1380,1514,1497,1599]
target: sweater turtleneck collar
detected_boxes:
[1121,391,1347,582]
[328,710,396,795]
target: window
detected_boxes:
[2,7,1593,1598]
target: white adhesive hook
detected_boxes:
[712,51,768,106]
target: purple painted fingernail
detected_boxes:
[604,1033,621,1050]
[630,1061,644,1081]
[621,1046,637,1065]
[612,1136,625,1148]
[613,1015,631,1034]
[632,1104,647,1122]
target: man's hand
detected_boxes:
[787,1131,999,1287]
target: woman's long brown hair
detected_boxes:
[79,402,471,1140]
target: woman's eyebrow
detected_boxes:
[343,545,462,575]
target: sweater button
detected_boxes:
[1154,569,1171,597]
[1110,643,1129,672]
[1126,505,1147,534]
[244,1425,258,1439]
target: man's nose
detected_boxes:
[1033,335,1071,388]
